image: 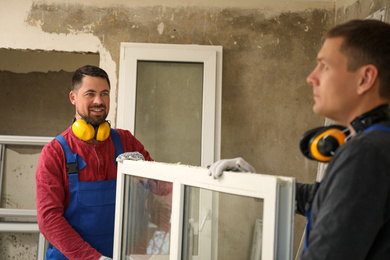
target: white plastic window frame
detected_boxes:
[0,135,53,260]
[116,43,222,259]
[113,160,295,260]
[116,42,222,167]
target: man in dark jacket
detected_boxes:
[209,19,390,260]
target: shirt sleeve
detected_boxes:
[118,129,173,196]
[302,137,390,260]
[118,129,153,162]
[36,141,102,260]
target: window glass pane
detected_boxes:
[135,61,203,166]
[182,186,264,260]
[121,175,173,259]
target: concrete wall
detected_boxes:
[0,0,385,258]
[336,0,388,23]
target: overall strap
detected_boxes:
[363,124,390,133]
[110,129,124,165]
[302,182,321,256]
[55,135,86,174]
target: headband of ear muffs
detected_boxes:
[300,125,348,162]
[72,120,111,141]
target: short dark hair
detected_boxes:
[71,65,111,92]
[326,19,390,98]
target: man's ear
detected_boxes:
[69,91,77,105]
[357,64,378,95]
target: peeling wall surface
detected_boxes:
[1,0,384,258]
[336,0,389,22]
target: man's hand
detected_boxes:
[116,152,145,162]
[208,157,256,179]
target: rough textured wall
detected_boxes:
[2,2,337,259]
[25,2,332,178]
[0,71,74,136]
[0,233,39,260]
[336,0,389,23]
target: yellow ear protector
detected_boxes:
[72,120,111,141]
[300,125,349,162]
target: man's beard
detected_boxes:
[78,105,107,126]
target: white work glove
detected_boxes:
[116,152,145,162]
[208,157,256,179]
[99,256,112,260]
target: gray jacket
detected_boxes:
[296,119,390,260]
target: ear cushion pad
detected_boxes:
[72,120,95,141]
[300,125,348,162]
[95,122,111,141]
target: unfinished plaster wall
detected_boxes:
[0,49,100,136]
[0,0,339,258]
[336,0,389,23]
[24,0,333,179]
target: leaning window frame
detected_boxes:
[113,160,295,260]
[116,43,223,258]
[0,135,53,260]
[116,42,222,167]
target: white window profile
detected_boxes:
[116,43,222,167]
[116,43,223,259]
[0,135,53,260]
[113,160,295,260]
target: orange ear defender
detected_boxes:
[300,125,349,162]
[72,120,111,141]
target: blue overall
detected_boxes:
[45,129,124,259]
[302,124,390,257]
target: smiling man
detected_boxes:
[36,65,153,260]
[70,74,110,127]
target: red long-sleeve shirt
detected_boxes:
[36,127,153,260]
